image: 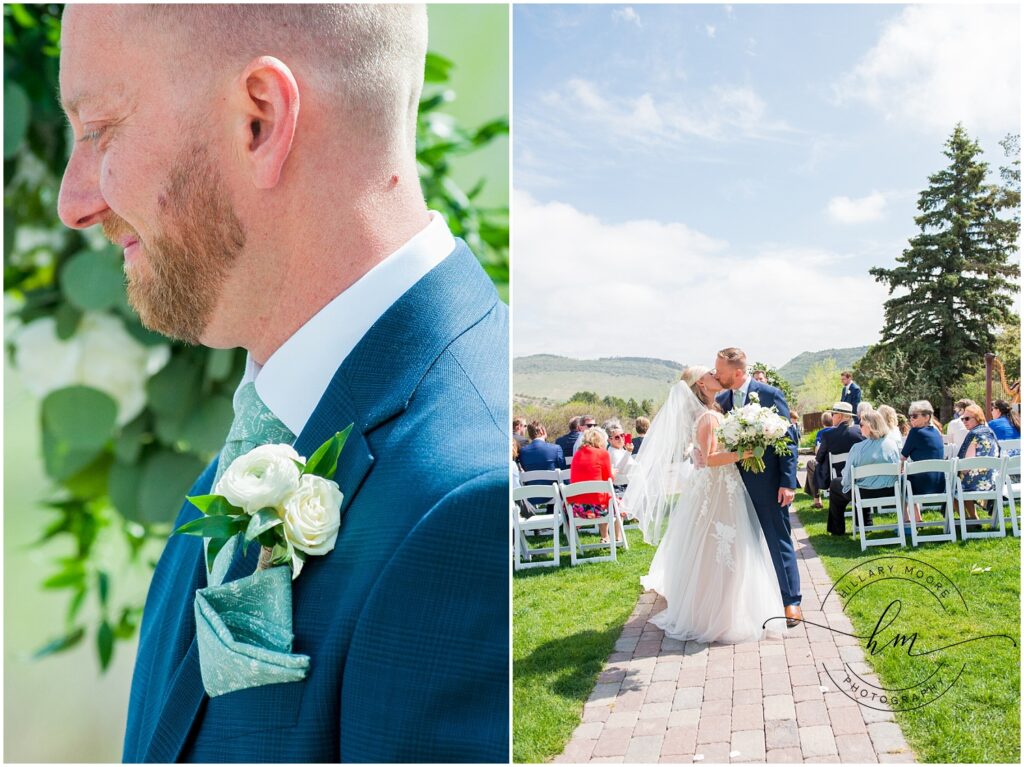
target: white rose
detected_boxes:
[12,316,81,398]
[282,474,343,556]
[215,443,302,514]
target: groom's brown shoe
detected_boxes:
[785,605,803,628]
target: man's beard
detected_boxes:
[103,146,245,344]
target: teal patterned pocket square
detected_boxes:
[194,565,310,698]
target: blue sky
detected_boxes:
[512,3,1021,368]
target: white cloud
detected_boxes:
[705,24,717,39]
[613,6,641,28]
[827,191,888,224]
[512,192,888,368]
[834,5,1020,134]
[553,78,790,144]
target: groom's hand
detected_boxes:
[778,487,795,506]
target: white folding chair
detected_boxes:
[1002,454,1021,538]
[902,459,956,545]
[852,463,905,551]
[999,438,1020,455]
[519,469,561,516]
[512,483,563,570]
[828,452,852,531]
[953,456,1006,540]
[561,479,628,565]
[557,468,572,485]
[564,454,573,467]
[943,443,957,459]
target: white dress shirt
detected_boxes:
[240,211,456,435]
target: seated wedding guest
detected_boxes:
[957,404,999,520]
[835,410,901,534]
[804,412,835,509]
[519,421,566,472]
[512,437,522,475]
[897,414,910,439]
[570,426,623,544]
[878,405,902,448]
[555,416,583,458]
[513,417,529,447]
[632,416,650,455]
[572,414,598,454]
[946,398,975,454]
[989,399,1021,455]
[840,371,862,422]
[857,401,873,425]
[607,426,636,493]
[901,400,945,525]
[816,402,865,534]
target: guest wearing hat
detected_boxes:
[815,401,865,535]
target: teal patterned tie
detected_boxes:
[195,381,310,697]
[206,382,295,587]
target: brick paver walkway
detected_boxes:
[555,511,917,764]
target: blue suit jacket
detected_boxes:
[841,381,862,418]
[123,242,508,763]
[716,380,798,498]
[519,439,566,472]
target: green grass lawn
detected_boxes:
[794,494,1020,764]
[513,497,1020,764]
[513,527,656,763]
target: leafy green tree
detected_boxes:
[567,390,600,405]
[796,358,841,414]
[750,362,796,406]
[640,398,654,417]
[4,4,508,670]
[868,124,1020,421]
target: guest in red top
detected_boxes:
[569,426,622,543]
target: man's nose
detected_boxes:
[57,146,109,229]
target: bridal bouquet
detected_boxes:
[174,427,352,579]
[716,393,791,473]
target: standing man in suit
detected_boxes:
[58,5,507,762]
[714,348,802,628]
[816,402,866,535]
[841,371,862,424]
[555,416,583,458]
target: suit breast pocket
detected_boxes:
[196,679,306,742]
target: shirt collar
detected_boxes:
[736,375,752,400]
[240,211,456,435]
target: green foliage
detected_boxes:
[568,391,600,404]
[867,125,1020,421]
[4,5,508,671]
[777,346,868,387]
[750,361,797,406]
[796,357,842,414]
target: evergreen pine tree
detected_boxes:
[869,124,1020,420]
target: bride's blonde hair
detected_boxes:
[680,365,718,410]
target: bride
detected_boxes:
[623,365,785,643]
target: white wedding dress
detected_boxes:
[623,382,785,644]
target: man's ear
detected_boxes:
[235,56,300,189]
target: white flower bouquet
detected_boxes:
[716,393,792,473]
[174,427,351,579]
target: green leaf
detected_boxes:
[62,451,113,499]
[3,80,30,158]
[97,621,114,670]
[204,348,237,383]
[97,570,110,607]
[42,385,118,450]
[67,587,87,623]
[423,51,454,83]
[54,302,82,339]
[180,395,234,453]
[33,627,85,660]
[205,536,229,573]
[114,414,149,463]
[303,425,353,479]
[59,248,126,312]
[146,353,202,419]
[173,514,242,539]
[245,508,282,542]
[187,494,239,516]
[42,569,85,590]
[108,459,142,522]
[113,608,138,639]
[137,450,207,525]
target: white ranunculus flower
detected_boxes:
[282,474,343,556]
[12,312,171,425]
[215,444,302,514]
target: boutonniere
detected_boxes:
[748,391,760,404]
[175,426,352,580]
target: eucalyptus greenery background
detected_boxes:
[3,4,508,760]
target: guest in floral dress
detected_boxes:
[957,404,999,520]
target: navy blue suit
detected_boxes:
[555,431,579,458]
[842,381,862,423]
[717,381,801,607]
[122,242,508,763]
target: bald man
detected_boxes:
[58,5,507,762]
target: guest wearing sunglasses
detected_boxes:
[957,404,999,520]
[900,400,945,525]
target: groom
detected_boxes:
[58,5,507,762]
[714,348,802,627]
